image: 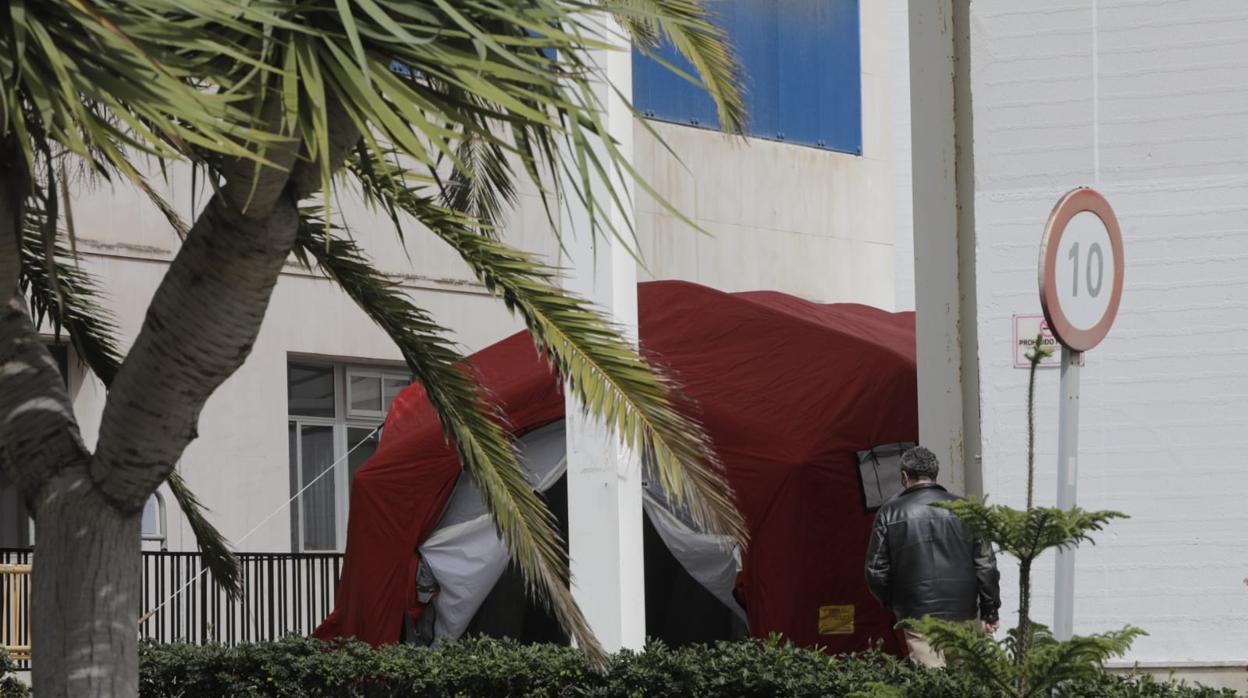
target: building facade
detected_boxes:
[1,0,915,554]
[3,0,1245,686]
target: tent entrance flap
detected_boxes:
[418,422,568,642]
[463,474,747,647]
[419,419,746,646]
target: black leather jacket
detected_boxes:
[864,483,1001,622]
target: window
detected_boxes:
[142,493,167,548]
[631,0,862,154]
[287,362,407,552]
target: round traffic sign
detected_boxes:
[1038,188,1124,351]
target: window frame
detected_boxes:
[345,367,410,420]
[288,361,408,552]
[141,492,168,548]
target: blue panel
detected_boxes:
[735,0,779,139]
[632,0,861,154]
[776,0,820,145]
[820,0,863,154]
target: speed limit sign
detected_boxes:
[1038,188,1125,351]
[1037,187,1125,643]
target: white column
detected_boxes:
[559,14,645,652]
[907,0,980,495]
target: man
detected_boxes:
[864,446,1001,667]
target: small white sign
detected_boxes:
[1014,315,1061,368]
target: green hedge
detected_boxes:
[0,650,29,698]
[136,637,1238,698]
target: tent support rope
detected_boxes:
[137,424,382,625]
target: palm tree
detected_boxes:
[0,2,747,696]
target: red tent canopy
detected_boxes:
[316,280,916,654]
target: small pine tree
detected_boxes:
[855,337,1144,698]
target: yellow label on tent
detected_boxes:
[818,605,854,635]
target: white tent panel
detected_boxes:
[419,515,511,640]
[419,421,568,641]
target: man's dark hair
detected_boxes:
[900,446,939,480]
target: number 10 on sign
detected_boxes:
[1067,241,1105,298]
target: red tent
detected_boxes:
[316,280,916,654]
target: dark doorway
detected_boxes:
[466,474,742,646]
[464,473,570,644]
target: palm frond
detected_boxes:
[18,201,241,597]
[905,616,1018,696]
[934,498,1126,564]
[437,134,516,238]
[350,155,745,544]
[165,471,242,597]
[258,0,743,248]
[1023,626,1145,696]
[292,211,604,664]
[18,203,122,383]
[2,1,272,197]
[603,0,746,133]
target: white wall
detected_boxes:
[968,0,1248,666]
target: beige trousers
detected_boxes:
[903,629,946,668]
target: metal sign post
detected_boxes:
[1052,346,1081,640]
[1038,188,1124,641]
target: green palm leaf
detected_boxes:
[292,211,604,663]
[1023,626,1145,696]
[605,0,745,133]
[905,616,1018,696]
[934,499,1126,564]
[2,1,272,202]
[351,155,745,543]
[18,207,122,386]
[436,133,516,238]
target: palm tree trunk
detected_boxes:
[1,304,132,698]
[30,469,141,697]
[0,102,358,697]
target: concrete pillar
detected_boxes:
[559,14,646,652]
[906,0,981,495]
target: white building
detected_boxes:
[945,0,1248,687]
[2,0,1246,688]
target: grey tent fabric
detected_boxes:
[417,419,745,642]
[641,492,746,621]
[418,421,568,642]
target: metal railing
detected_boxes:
[0,560,31,663]
[0,548,344,666]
